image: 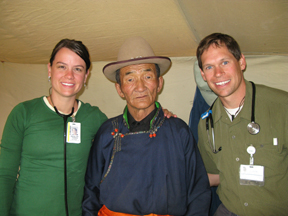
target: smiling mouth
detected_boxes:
[62,82,74,86]
[216,80,230,86]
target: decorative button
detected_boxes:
[236,157,240,161]
[244,202,248,206]
[232,135,236,139]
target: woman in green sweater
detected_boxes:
[0,39,108,216]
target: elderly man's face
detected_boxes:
[115,63,163,115]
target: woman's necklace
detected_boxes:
[223,96,245,121]
[48,95,76,122]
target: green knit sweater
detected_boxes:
[0,97,107,216]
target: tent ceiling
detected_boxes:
[0,0,287,64]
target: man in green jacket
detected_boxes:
[197,33,288,216]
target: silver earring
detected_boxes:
[84,83,87,87]
[48,76,51,82]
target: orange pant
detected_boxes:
[98,205,172,216]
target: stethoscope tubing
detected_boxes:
[250,81,256,123]
[206,81,258,153]
[54,107,74,216]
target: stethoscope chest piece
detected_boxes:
[204,81,260,153]
[247,121,260,135]
[247,81,260,135]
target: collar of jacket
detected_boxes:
[123,101,161,130]
[212,79,253,125]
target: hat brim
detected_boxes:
[103,56,171,82]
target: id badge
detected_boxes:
[67,122,81,144]
[239,164,264,186]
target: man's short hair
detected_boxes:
[115,64,160,85]
[196,33,242,70]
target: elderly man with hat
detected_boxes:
[82,37,211,216]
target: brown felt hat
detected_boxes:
[103,36,171,82]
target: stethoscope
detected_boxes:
[205,81,260,154]
[54,106,74,216]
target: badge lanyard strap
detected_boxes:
[54,106,74,216]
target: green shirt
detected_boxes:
[0,97,107,216]
[198,80,288,216]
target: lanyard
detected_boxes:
[54,106,74,216]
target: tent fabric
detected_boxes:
[0,0,287,64]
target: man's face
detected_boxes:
[115,63,163,115]
[200,44,246,104]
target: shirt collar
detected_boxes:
[213,79,252,124]
[123,102,161,132]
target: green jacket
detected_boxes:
[198,80,288,216]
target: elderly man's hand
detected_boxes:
[162,108,177,118]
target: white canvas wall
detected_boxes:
[1,55,287,139]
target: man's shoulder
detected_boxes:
[197,98,218,123]
[93,115,123,144]
[98,114,123,130]
[255,83,288,103]
[256,83,287,94]
[163,117,194,140]
[164,116,189,128]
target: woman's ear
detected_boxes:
[47,63,52,77]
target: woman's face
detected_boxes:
[47,47,89,99]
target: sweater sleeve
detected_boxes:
[184,126,211,215]
[82,125,106,215]
[0,103,26,216]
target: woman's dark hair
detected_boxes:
[49,39,91,72]
[197,33,242,70]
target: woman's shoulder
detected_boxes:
[79,100,104,113]
[18,96,43,106]
[11,97,44,113]
[78,100,108,121]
